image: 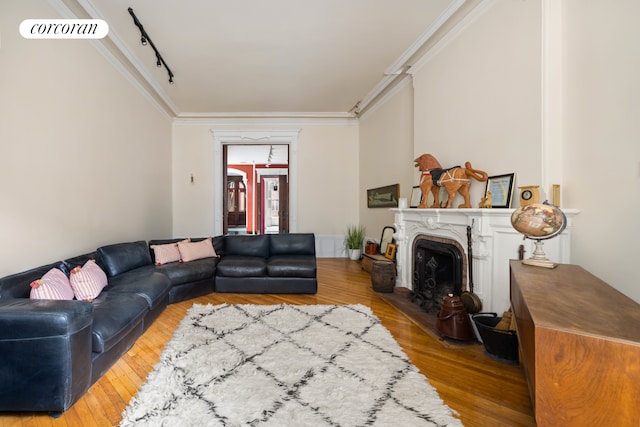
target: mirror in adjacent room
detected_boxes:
[379,226,395,255]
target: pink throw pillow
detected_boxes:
[30,268,75,300]
[177,238,217,262]
[70,259,108,301]
[151,240,189,265]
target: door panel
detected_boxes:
[227,176,246,228]
[223,146,229,234]
[279,175,289,233]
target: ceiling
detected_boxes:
[60,0,481,119]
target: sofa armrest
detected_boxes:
[0,299,94,413]
[0,299,93,339]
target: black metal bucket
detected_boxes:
[472,313,519,364]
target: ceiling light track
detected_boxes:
[127,7,174,85]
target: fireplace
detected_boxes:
[392,208,577,313]
[412,235,466,313]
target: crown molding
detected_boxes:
[173,116,359,127]
[48,0,177,120]
[358,76,412,122]
[408,0,496,76]
[177,110,355,119]
[358,0,467,112]
[76,0,180,113]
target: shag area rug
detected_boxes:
[120,304,463,426]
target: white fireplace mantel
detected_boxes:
[392,208,579,313]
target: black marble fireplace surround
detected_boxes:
[411,235,467,313]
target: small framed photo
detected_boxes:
[384,243,397,261]
[484,173,515,208]
[410,186,422,208]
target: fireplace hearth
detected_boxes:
[411,235,465,313]
[392,208,576,313]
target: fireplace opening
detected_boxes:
[411,235,466,313]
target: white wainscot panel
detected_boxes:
[315,234,347,258]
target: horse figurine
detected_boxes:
[414,154,488,208]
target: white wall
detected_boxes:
[359,80,414,242]
[171,121,359,242]
[562,0,640,301]
[385,0,639,302]
[3,1,637,302]
[411,1,542,207]
[0,0,172,276]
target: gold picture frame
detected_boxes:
[552,184,561,207]
[384,243,397,261]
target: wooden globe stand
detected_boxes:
[522,239,558,269]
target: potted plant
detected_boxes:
[345,224,366,260]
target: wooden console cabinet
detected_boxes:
[510,260,640,426]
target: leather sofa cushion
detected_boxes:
[61,252,98,275]
[267,255,316,278]
[154,257,218,285]
[106,267,171,310]
[97,241,152,277]
[224,235,269,257]
[216,256,266,277]
[0,262,64,299]
[269,233,316,256]
[90,292,148,353]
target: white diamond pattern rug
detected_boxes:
[120,304,463,426]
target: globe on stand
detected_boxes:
[510,201,567,268]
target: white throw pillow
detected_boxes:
[69,259,108,301]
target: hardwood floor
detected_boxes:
[1,259,535,426]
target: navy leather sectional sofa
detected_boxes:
[0,233,316,415]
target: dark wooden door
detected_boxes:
[278,175,289,233]
[223,146,228,234]
[227,176,246,228]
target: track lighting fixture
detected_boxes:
[128,8,174,85]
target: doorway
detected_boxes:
[223,144,289,235]
[259,175,289,234]
[212,129,300,236]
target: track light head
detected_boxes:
[141,36,147,46]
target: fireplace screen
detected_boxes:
[411,236,465,313]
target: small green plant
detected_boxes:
[345,224,366,250]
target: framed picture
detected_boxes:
[367,184,400,208]
[484,173,515,208]
[410,186,422,208]
[384,243,397,261]
[552,184,561,207]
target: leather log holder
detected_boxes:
[436,294,476,341]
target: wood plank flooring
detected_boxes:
[0,259,535,426]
